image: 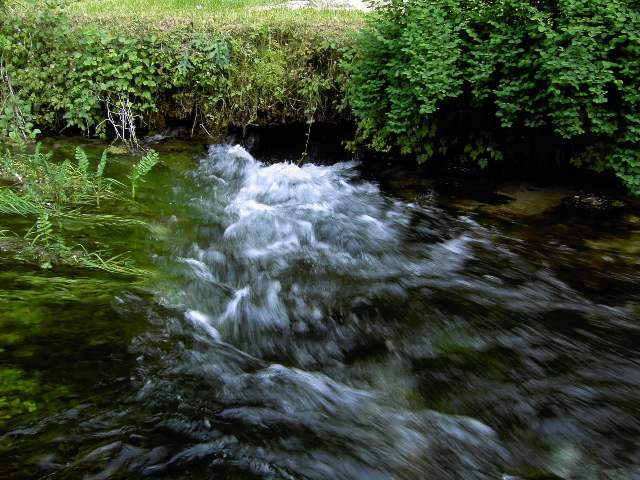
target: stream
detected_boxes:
[1,139,639,479]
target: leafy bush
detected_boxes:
[346,0,640,194]
[0,1,347,141]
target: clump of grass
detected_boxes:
[0,145,158,275]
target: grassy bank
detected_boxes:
[7,0,365,31]
[68,0,364,30]
[0,1,363,142]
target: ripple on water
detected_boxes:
[3,144,639,480]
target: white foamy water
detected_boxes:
[174,144,475,362]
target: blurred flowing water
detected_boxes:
[1,141,639,480]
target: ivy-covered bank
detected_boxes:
[0,1,352,142]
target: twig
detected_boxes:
[97,93,140,149]
[300,119,314,164]
[191,105,199,137]
[0,58,30,141]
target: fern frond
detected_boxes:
[133,150,159,179]
[96,150,107,179]
[75,147,89,175]
[31,210,53,247]
[130,149,159,199]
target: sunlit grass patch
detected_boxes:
[50,0,365,33]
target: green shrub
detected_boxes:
[346,0,640,194]
[0,1,348,140]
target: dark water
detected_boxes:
[1,139,639,480]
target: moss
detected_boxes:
[0,366,74,426]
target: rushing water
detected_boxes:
[2,141,640,479]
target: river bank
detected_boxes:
[0,1,363,142]
[3,1,640,198]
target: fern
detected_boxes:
[75,147,89,175]
[96,150,107,179]
[130,149,159,200]
[53,160,72,206]
[35,146,54,182]
[31,210,53,247]
[1,146,160,275]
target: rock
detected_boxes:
[104,145,129,155]
[585,233,640,257]
[561,193,626,213]
[143,126,191,144]
[453,183,571,216]
[491,184,570,216]
[0,173,23,186]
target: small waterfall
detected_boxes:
[127,144,507,479]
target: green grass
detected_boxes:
[74,0,275,15]
[5,0,365,36]
[28,0,366,33]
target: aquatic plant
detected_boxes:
[0,367,38,423]
[130,149,159,200]
[0,366,75,427]
[0,145,158,274]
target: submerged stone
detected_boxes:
[561,193,628,214]
[453,183,572,216]
[585,232,640,257]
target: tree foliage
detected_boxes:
[346,0,640,194]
